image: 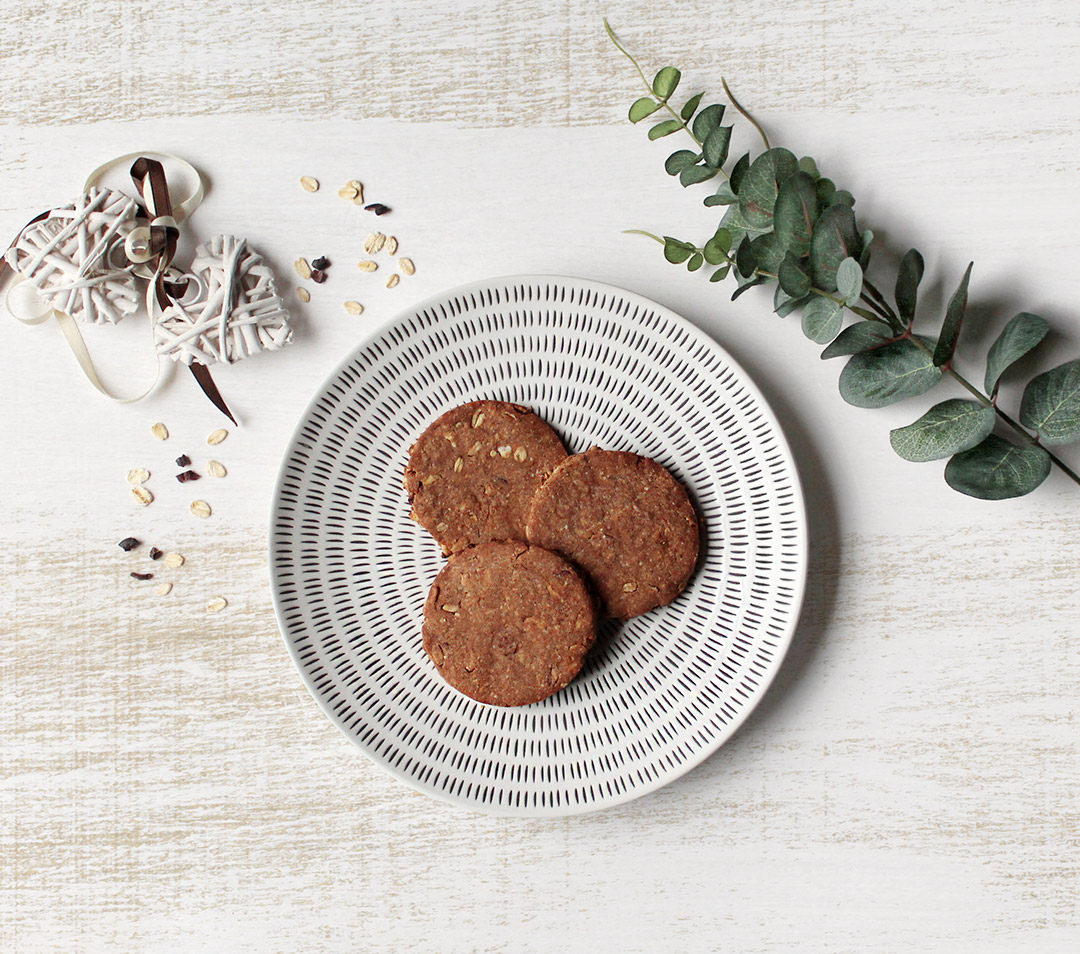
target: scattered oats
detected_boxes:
[453,457,463,473]
[344,300,364,315]
[497,445,512,458]
[190,499,212,519]
[399,257,415,275]
[131,485,154,506]
[363,233,379,253]
[386,236,398,255]
[206,460,227,478]
[435,521,448,532]
[385,273,399,288]
[489,449,497,457]
[156,582,173,596]
[468,441,482,455]
[471,410,485,428]
[151,422,169,441]
[623,582,638,592]
[337,184,359,200]
[206,596,228,613]
[164,552,185,568]
[299,176,320,193]
[126,468,150,485]
[206,428,229,445]
[441,604,459,614]
[294,257,312,280]
[297,287,311,303]
[348,180,364,204]
[372,232,386,253]
[356,259,378,272]
[513,446,528,462]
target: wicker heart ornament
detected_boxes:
[154,234,293,366]
[4,187,140,325]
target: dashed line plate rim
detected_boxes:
[270,275,807,817]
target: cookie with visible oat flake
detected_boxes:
[422,541,596,706]
[526,447,699,620]
[404,400,567,555]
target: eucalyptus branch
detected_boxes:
[608,21,1080,500]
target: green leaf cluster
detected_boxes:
[608,19,1080,500]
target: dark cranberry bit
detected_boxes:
[175,454,191,467]
[149,547,163,561]
[364,203,390,215]
[130,571,154,581]
[176,470,201,483]
[310,256,330,270]
[311,269,327,283]
[118,537,141,551]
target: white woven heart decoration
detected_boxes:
[4,187,140,324]
[154,234,293,366]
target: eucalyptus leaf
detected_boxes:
[648,119,683,140]
[738,147,798,229]
[703,228,732,265]
[828,189,856,208]
[687,252,704,272]
[773,171,817,256]
[735,236,756,278]
[749,233,785,272]
[838,338,942,408]
[801,297,843,343]
[895,248,924,327]
[710,264,730,283]
[775,290,811,319]
[731,275,766,300]
[984,312,1049,394]
[663,236,694,264]
[680,164,718,186]
[729,152,751,193]
[859,230,873,270]
[629,97,661,123]
[933,262,973,367]
[680,92,704,121]
[889,399,996,462]
[797,156,820,178]
[849,306,880,322]
[820,321,893,359]
[944,435,1051,500]
[809,203,860,292]
[665,150,700,175]
[836,257,863,306]
[815,177,836,209]
[1019,358,1080,445]
[702,125,732,168]
[692,103,725,141]
[720,203,770,253]
[652,67,681,100]
[704,183,738,206]
[778,254,812,299]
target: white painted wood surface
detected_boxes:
[1,1,1078,951]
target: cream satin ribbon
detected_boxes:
[3,152,205,402]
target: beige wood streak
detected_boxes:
[0,0,1077,128]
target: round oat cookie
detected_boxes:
[404,400,568,555]
[526,448,699,620]
[422,541,597,707]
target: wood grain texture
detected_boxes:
[2,0,1079,951]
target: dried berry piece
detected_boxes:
[311,256,330,270]
[311,269,327,284]
[176,470,202,483]
[364,203,390,215]
[149,547,163,561]
[175,454,191,467]
[118,537,141,551]
[130,571,154,581]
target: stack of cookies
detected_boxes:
[404,400,699,707]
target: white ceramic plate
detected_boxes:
[270,276,807,816]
